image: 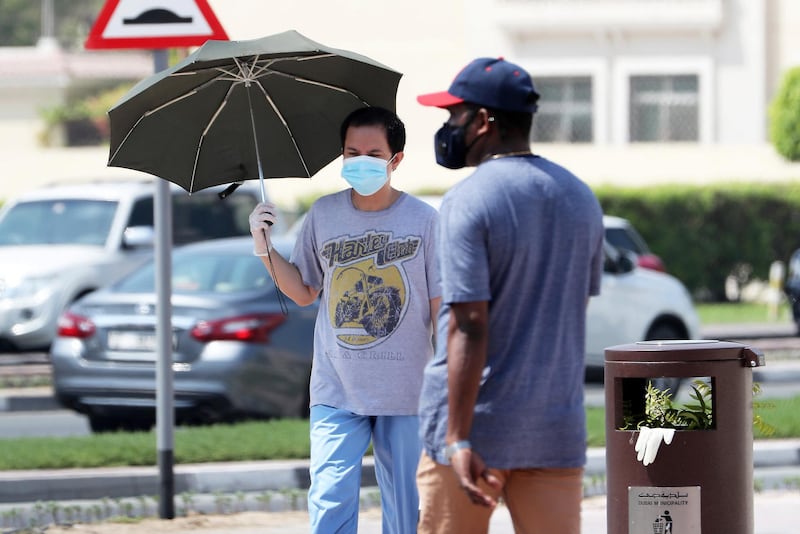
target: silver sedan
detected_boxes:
[50,236,316,432]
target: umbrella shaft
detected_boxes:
[246,86,267,202]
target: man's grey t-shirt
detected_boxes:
[418,155,604,469]
[292,190,440,416]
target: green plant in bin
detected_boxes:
[621,380,775,435]
[621,380,713,431]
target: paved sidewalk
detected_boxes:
[34,490,800,533]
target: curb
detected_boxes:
[700,322,797,340]
[0,394,59,412]
[0,460,311,504]
[0,387,59,413]
[0,459,373,505]
[0,442,797,504]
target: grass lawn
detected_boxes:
[1,394,797,470]
[695,301,792,324]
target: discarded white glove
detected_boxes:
[249,202,277,256]
[635,426,675,466]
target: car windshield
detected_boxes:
[116,249,271,294]
[604,226,650,256]
[0,199,117,246]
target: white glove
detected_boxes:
[249,202,277,256]
[635,426,675,466]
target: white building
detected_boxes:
[213,0,800,204]
[470,0,764,145]
[1,0,799,207]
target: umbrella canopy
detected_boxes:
[107,30,402,196]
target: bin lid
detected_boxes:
[604,339,764,367]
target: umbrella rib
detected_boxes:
[189,83,238,193]
[109,91,200,164]
[109,113,147,164]
[109,73,234,165]
[230,55,369,178]
[264,53,368,101]
[222,55,372,103]
[253,79,312,178]
[263,68,369,104]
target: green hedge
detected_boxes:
[594,182,800,300]
[288,182,800,301]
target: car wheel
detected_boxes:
[88,414,153,433]
[120,417,154,433]
[645,323,685,397]
[88,414,122,433]
[299,376,311,419]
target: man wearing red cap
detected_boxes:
[415,57,605,533]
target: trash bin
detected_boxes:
[604,340,765,534]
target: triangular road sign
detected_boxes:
[85,0,228,50]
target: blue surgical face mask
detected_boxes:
[341,154,396,196]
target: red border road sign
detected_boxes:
[85,0,228,50]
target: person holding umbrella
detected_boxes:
[249,106,440,533]
[414,57,605,533]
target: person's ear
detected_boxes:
[475,108,494,136]
[390,151,404,171]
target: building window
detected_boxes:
[629,75,699,142]
[531,76,593,143]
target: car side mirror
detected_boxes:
[122,226,155,249]
[616,250,637,273]
[603,243,636,274]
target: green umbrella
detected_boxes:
[107,30,402,199]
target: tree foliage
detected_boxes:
[769,66,800,161]
[0,0,104,50]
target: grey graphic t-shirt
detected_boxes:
[291,190,440,415]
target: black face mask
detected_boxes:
[434,110,482,169]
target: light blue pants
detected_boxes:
[308,405,421,534]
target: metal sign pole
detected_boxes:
[152,48,175,520]
[85,0,228,516]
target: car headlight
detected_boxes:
[0,274,58,300]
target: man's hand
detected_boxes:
[635,426,675,466]
[449,448,502,508]
[249,202,277,256]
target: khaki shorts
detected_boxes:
[416,452,583,534]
